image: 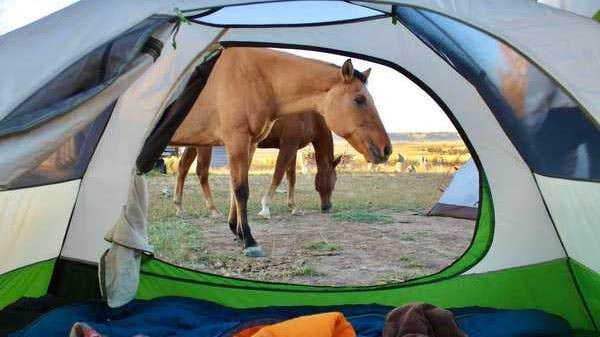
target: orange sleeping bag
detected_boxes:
[234,312,356,337]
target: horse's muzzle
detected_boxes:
[321,203,332,213]
[368,140,391,164]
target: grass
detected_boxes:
[148,218,204,265]
[378,271,420,284]
[304,241,340,252]
[289,265,321,277]
[332,210,393,224]
[147,170,450,222]
[198,253,239,268]
[397,256,423,268]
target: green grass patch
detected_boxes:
[332,210,393,224]
[401,235,416,242]
[198,253,239,267]
[289,265,320,277]
[378,271,419,284]
[397,256,422,268]
[148,218,204,265]
[303,241,340,252]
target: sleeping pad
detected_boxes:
[8,296,571,337]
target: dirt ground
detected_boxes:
[147,172,475,286]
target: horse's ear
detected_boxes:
[362,68,372,79]
[333,155,343,167]
[341,59,354,83]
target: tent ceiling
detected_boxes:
[196,1,382,26]
[2,0,598,125]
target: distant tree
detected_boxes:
[594,10,600,23]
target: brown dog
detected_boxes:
[382,303,467,337]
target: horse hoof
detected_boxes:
[258,209,271,219]
[243,246,265,258]
[175,209,185,217]
[210,210,222,218]
[291,208,301,215]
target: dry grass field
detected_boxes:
[147,139,476,286]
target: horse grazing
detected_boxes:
[173,112,341,219]
[170,47,391,257]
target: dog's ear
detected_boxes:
[382,307,405,337]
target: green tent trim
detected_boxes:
[0,259,55,310]
[137,258,592,330]
[570,259,600,328]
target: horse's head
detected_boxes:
[321,59,391,164]
[315,155,342,212]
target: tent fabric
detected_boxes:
[0,260,56,310]
[0,16,170,138]
[0,1,169,117]
[103,174,153,254]
[354,0,600,123]
[133,258,592,330]
[8,298,572,337]
[536,176,600,274]
[3,104,114,190]
[394,7,599,181]
[0,0,599,334]
[569,259,600,328]
[0,36,166,189]
[100,174,152,308]
[538,0,600,18]
[0,181,79,274]
[428,159,479,220]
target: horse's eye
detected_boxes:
[354,95,366,105]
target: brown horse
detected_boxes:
[173,112,341,219]
[170,47,391,257]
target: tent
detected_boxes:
[428,159,479,220]
[538,0,600,17]
[1,0,599,334]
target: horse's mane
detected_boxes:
[273,48,368,84]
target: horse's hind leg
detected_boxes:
[196,145,222,218]
[174,146,197,216]
[227,138,264,257]
[259,144,297,219]
[286,153,298,215]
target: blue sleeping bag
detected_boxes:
[10,297,571,337]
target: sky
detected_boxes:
[0,0,457,132]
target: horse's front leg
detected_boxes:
[196,145,222,218]
[258,144,298,219]
[227,139,264,257]
[174,146,197,216]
